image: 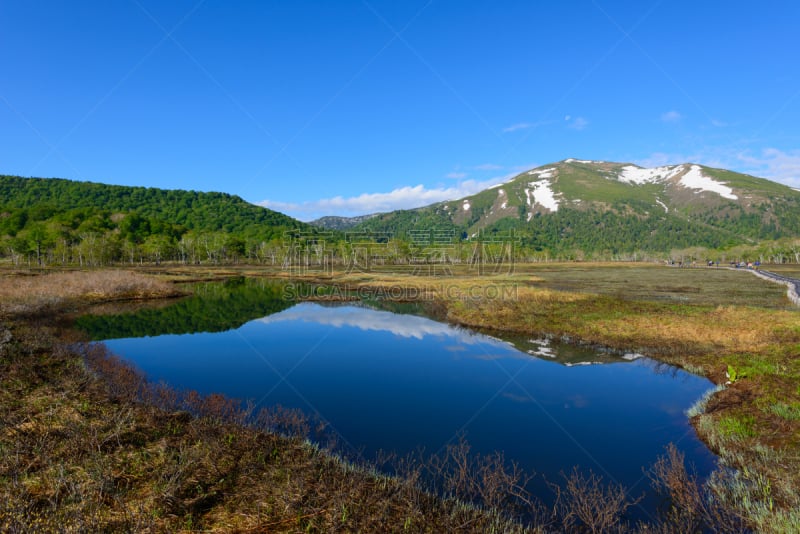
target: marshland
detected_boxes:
[2,263,799,532]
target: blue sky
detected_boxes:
[2,1,799,220]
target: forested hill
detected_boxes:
[0,175,304,236]
[0,174,315,266]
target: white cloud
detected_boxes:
[710,119,728,127]
[446,172,467,179]
[567,116,589,130]
[474,163,503,171]
[661,110,682,123]
[256,174,517,220]
[737,148,800,188]
[502,122,532,133]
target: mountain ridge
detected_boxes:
[309,213,380,231]
[351,159,800,254]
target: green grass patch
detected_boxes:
[718,414,758,439]
[769,402,800,421]
[726,356,779,380]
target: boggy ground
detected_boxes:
[1,264,799,532]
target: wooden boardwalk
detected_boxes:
[748,269,800,306]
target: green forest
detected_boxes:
[0,175,313,266]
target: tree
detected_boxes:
[22,223,52,266]
[224,236,246,263]
[142,235,175,265]
[119,212,151,243]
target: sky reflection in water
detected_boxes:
[104,301,718,502]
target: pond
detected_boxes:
[77,278,718,518]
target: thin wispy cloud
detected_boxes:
[446,171,467,179]
[737,148,800,188]
[660,110,682,123]
[502,122,533,133]
[565,115,589,130]
[257,174,518,220]
[710,118,728,127]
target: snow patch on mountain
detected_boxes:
[528,168,556,179]
[498,188,508,209]
[618,164,684,184]
[679,165,738,199]
[526,180,559,211]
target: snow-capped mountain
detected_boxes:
[353,159,800,253]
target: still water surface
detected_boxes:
[80,280,717,511]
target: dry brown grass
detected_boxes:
[575,304,797,355]
[0,270,181,316]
